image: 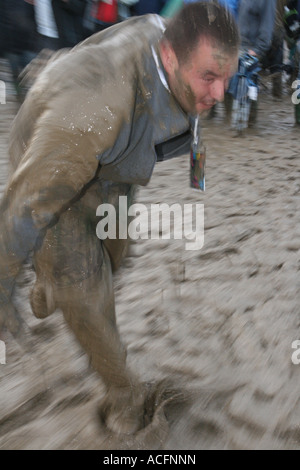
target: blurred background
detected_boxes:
[0,0,170,99]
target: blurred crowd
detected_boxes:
[0,1,169,97]
[0,0,300,111]
[0,1,169,56]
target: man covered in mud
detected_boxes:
[0,2,239,434]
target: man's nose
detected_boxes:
[209,80,226,102]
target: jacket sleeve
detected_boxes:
[253,0,277,58]
[0,67,134,334]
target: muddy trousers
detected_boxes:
[30,180,143,427]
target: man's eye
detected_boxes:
[202,77,214,83]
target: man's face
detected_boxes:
[160,39,238,116]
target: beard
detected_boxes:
[199,105,216,118]
[171,69,197,115]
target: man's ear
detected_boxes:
[159,39,179,75]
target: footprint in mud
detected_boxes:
[97,380,192,450]
[0,389,52,437]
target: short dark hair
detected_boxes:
[163,1,240,65]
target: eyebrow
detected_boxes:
[202,70,219,78]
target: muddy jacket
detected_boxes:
[0,14,191,319]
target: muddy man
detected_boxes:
[0,2,239,434]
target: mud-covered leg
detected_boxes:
[31,182,146,434]
[56,246,146,434]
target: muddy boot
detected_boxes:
[272,72,282,98]
[99,382,148,435]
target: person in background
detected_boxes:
[51,0,88,48]
[283,0,300,124]
[134,0,167,15]
[237,0,277,61]
[224,0,276,126]
[261,0,289,98]
[34,0,60,51]
[0,0,38,99]
[91,0,118,32]
[283,0,300,84]
[117,0,138,21]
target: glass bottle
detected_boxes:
[190,115,206,191]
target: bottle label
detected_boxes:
[190,149,206,191]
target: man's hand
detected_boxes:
[248,50,257,57]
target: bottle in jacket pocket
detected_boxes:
[190,116,206,191]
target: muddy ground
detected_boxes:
[0,59,299,450]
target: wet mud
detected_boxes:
[0,60,299,449]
